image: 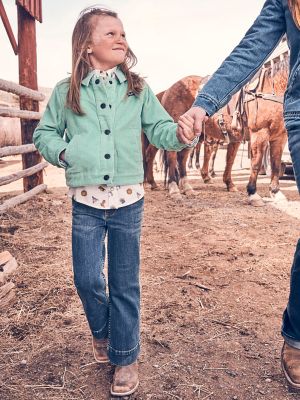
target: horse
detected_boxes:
[143,75,205,200]
[188,60,288,206]
[243,61,288,206]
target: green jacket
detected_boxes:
[33,68,186,187]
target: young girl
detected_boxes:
[33,6,195,397]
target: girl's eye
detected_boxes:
[122,34,126,39]
[107,32,114,36]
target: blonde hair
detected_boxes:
[288,0,300,28]
[67,6,144,115]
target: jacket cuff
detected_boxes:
[193,94,219,116]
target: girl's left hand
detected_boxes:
[176,114,197,145]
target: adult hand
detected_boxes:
[176,114,195,145]
[176,106,208,144]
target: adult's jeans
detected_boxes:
[282,115,300,348]
[72,198,144,365]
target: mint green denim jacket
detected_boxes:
[33,68,186,187]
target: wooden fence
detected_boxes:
[0,78,48,214]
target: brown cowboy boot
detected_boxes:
[92,337,109,363]
[110,361,139,396]
[281,342,300,390]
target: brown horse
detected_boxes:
[188,62,288,206]
[143,76,204,200]
[244,62,288,206]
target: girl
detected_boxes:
[33,6,196,397]
[177,0,300,392]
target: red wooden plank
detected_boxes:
[0,0,18,54]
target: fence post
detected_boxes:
[17,5,43,192]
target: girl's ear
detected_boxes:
[87,47,93,54]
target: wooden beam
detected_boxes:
[0,79,45,101]
[0,161,48,186]
[0,0,18,55]
[0,183,47,214]
[17,4,43,192]
[0,107,41,120]
[0,144,36,157]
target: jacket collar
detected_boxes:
[81,66,127,86]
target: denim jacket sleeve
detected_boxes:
[141,84,187,151]
[33,84,68,168]
[193,0,286,116]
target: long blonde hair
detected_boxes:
[288,0,300,28]
[67,6,144,115]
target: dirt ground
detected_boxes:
[1,153,300,400]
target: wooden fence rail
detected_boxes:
[0,79,48,212]
[0,107,42,120]
[0,78,45,101]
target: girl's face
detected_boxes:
[87,15,128,70]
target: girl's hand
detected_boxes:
[176,114,196,145]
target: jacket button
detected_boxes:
[95,79,100,84]
[100,103,106,109]
[104,129,110,135]
[104,175,109,181]
[109,80,113,84]
[109,104,112,109]
[104,154,110,159]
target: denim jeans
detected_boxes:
[72,197,144,365]
[282,116,300,348]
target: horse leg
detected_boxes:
[201,141,213,183]
[247,130,268,207]
[269,136,287,202]
[223,141,241,192]
[166,151,182,201]
[145,144,159,190]
[178,148,196,196]
[195,141,202,169]
[208,142,219,178]
[188,147,194,169]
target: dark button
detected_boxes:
[104,175,109,181]
[109,104,112,109]
[100,103,106,109]
[109,80,113,84]
[104,154,110,159]
[104,129,111,135]
[95,79,100,84]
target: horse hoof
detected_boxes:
[248,193,265,207]
[270,190,287,203]
[195,163,200,169]
[228,186,238,192]
[203,178,212,184]
[170,193,183,202]
[184,189,197,197]
[210,172,217,178]
[150,183,159,190]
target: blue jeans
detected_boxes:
[72,198,144,365]
[282,116,300,348]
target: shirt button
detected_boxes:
[104,129,111,135]
[95,79,100,84]
[100,103,106,109]
[104,154,111,159]
[109,80,113,84]
[109,104,112,109]
[104,175,109,181]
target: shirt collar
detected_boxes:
[81,66,127,86]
